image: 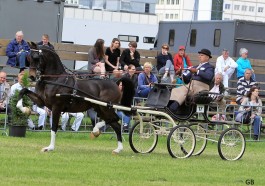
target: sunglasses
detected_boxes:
[162,47,169,50]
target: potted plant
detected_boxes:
[9,71,32,137]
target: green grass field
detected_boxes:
[0,131,264,186]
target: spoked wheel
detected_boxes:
[218,128,246,161]
[129,121,158,153]
[189,123,207,156]
[167,125,196,158]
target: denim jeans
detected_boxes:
[253,115,261,136]
[116,111,130,126]
[16,51,28,68]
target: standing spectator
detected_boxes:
[37,34,54,49]
[137,62,158,98]
[120,41,142,71]
[156,43,175,83]
[0,71,11,123]
[169,49,214,112]
[173,46,193,84]
[105,38,121,75]
[10,72,47,130]
[88,38,106,78]
[236,69,257,105]
[236,48,254,79]
[61,112,84,132]
[238,86,262,140]
[215,49,238,89]
[123,64,138,90]
[6,31,30,73]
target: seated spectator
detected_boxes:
[209,73,226,120]
[0,71,11,123]
[6,31,30,72]
[137,62,158,98]
[173,46,192,85]
[105,38,121,76]
[88,39,106,78]
[37,34,54,49]
[236,69,257,105]
[236,48,255,80]
[215,49,237,89]
[10,72,46,130]
[61,112,84,131]
[156,43,175,83]
[238,86,262,140]
[120,41,142,71]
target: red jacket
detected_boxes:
[173,53,192,70]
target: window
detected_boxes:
[225,4,230,10]
[167,0,170,5]
[249,6,254,12]
[171,0,175,5]
[170,14,174,19]
[234,5,240,11]
[214,29,221,47]
[143,37,155,44]
[175,14,178,19]
[242,5,247,11]
[118,35,139,42]
[145,3,150,13]
[165,14,169,19]
[168,29,175,46]
[160,0,164,4]
[258,7,264,13]
[176,0,179,5]
[190,29,197,47]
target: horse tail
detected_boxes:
[120,77,135,107]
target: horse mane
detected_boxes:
[39,46,66,74]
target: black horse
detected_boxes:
[17,43,135,153]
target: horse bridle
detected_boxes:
[30,48,43,81]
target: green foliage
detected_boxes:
[9,71,32,126]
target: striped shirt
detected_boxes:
[236,77,257,104]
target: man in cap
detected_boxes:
[168,49,215,112]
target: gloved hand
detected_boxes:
[189,68,198,74]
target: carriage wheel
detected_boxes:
[189,123,207,156]
[129,121,158,153]
[218,128,246,161]
[167,125,196,158]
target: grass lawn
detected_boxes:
[0,130,264,186]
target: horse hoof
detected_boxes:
[90,131,101,139]
[112,150,119,155]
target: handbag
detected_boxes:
[235,111,251,124]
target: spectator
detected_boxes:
[116,80,131,132]
[37,34,54,49]
[0,71,11,123]
[61,112,84,131]
[236,48,255,79]
[123,64,138,90]
[209,73,226,120]
[105,38,121,75]
[236,69,257,105]
[120,41,142,71]
[10,72,47,130]
[88,38,106,78]
[6,31,30,73]
[215,49,238,89]
[169,49,214,112]
[156,43,175,83]
[173,45,193,85]
[238,86,262,140]
[137,62,158,98]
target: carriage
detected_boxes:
[17,43,245,160]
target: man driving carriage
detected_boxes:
[168,49,215,112]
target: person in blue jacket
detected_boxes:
[6,31,30,73]
[236,48,255,80]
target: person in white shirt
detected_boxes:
[10,72,47,130]
[215,49,238,89]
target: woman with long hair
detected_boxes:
[88,38,106,77]
[239,86,262,140]
[105,38,121,73]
